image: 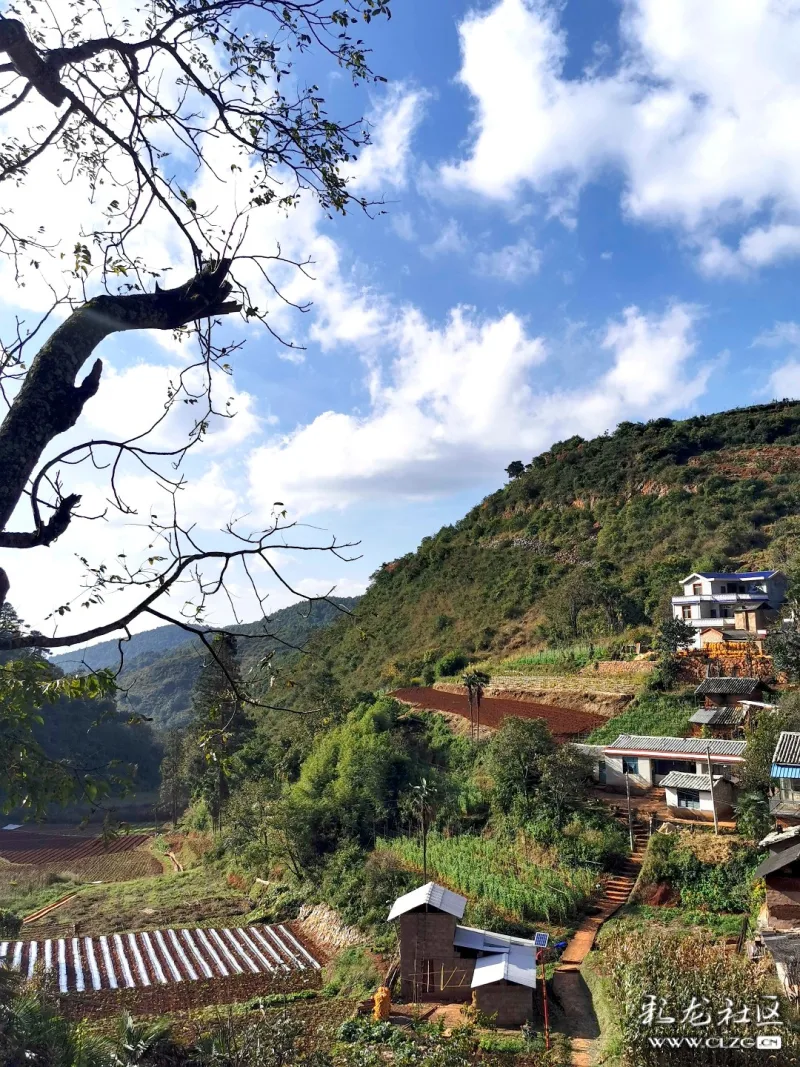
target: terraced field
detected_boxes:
[0,830,161,883]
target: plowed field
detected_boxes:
[0,832,160,882]
[391,687,603,739]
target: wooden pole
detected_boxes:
[541,950,550,1050]
[625,771,634,852]
[706,743,719,835]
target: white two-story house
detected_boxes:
[671,570,787,648]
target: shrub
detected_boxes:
[0,909,21,938]
[435,651,469,677]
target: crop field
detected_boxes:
[391,686,604,739]
[22,867,252,937]
[0,922,320,994]
[380,833,596,924]
[0,830,160,884]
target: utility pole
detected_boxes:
[625,770,634,852]
[706,743,719,835]
[540,949,550,1050]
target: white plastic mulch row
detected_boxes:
[0,923,320,994]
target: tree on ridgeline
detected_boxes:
[505,460,525,479]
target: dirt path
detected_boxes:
[550,822,648,1063]
[551,969,601,1067]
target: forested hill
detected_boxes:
[286,401,800,694]
[53,598,360,730]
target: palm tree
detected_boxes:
[462,670,491,742]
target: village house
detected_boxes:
[388,882,538,1026]
[671,570,786,649]
[770,732,800,825]
[599,734,745,818]
[753,826,800,996]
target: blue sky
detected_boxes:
[7,0,800,637]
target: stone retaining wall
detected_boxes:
[295,904,364,959]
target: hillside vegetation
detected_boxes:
[53,598,359,730]
[284,401,800,696]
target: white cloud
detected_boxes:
[753,321,800,350]
[474,235,541,281]
[247,301,708,516]
[422,219,469,258]
[441,0,800,273]
[78,360,260,453]
[348,85,428,193]
[768,361,800,399]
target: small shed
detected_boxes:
[694,677,768,709]
[688,706,746,739]
[770,732,800,825]
[659,771,735,819]
[754,841,800,930]
[388,883,537,1025]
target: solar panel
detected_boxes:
[534,932,549,948]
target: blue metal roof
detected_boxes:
[772,764,800,779]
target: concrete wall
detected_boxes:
[664,780,734,819]
[604,754,653,792]
[474,980,535,1027]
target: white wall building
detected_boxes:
[600,734,746,793]
[671,570,786,648]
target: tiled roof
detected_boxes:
[604,734,746,758]
[689,707,746,726]
[754,840,800,879]
[759,932,800,964]
[658,772,724,791]
[772,732,800,770]
[694,677,763,696]
[388,882,467,921]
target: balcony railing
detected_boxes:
[672,593,768,604]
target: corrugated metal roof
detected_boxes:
[689,707,746,726]
[605,735,746,758]
[694,677,763,696]
[659,772,724,791]
[453,925,536,953]
[754,840,800,879]
[772,732,800,769]
[471,947,537,990]
[387,882,466,921]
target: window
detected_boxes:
[719,607,730,618]
[709,608,717,618]
[677,789,701,809]
[622,757,639,775]
[711,763,728,777]
[692,583,702,596]
[682,606,692,620]
[720,585,727,593]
